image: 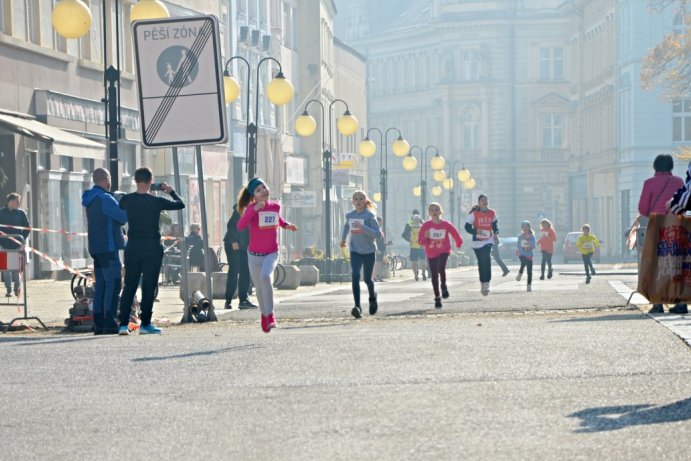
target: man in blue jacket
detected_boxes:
[81,168,127,335]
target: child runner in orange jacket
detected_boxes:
[537,219,557,280]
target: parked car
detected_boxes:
[498,237,518,261]
[563,232,601,264]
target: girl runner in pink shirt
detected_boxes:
[418,202,463,308]
[237,178,297,333]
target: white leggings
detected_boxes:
[247,252,279,316]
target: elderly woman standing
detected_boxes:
[638,154,685,314]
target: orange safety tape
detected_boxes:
[0,224,87,240]
[0,229,93,282]
[0,224,180,241]
[26,246,94,282]
[1,230,181,283]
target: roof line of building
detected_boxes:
[334,37,366,61]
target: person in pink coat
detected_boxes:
[418,202,463,309]
[237,178,297,333]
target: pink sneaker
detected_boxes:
[268,313,277,329]
[261,315,271,333]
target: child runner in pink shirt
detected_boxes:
[237,178,297,333]
[418,202,463,308]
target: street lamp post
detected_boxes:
[358,128,409,237]
[52,0,171,191]
[408,146,425,212]
[450,161,465,229]
[409,145,440,213]
[452,163,475,229]
[223,57,294,179]
[295,99,358,263]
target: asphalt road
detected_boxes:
[2,265,691,460]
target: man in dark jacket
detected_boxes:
[118,167,185,335]
[223,204,256,309]
[81,168,128,334]
[0,193,30,297]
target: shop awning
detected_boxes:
[0,113,105,160]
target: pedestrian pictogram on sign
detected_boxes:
[132,15,227,148]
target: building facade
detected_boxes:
[337,0,572,247]
[567,0,686,258]
[338,0,688,259]
[0,0,366,278]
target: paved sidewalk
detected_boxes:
[0,270,416,328]
[611,280,691,348]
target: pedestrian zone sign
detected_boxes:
[133,15,227,148]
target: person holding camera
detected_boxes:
[117,167,185,335]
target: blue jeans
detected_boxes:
[2,270,19,291]
[91,251,122,332]
[350,252,376,307]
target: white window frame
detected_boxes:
[672,99,691,143]
[461,109,480,150]
[541,114,563,148]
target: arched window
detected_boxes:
[461,108,480,150]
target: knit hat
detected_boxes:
[247,177,266,196]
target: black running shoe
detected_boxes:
[434,298,442,309]
[351,306,362,319]
[238,299,258,309]
[441,285,449,299]
[369,297,378,315]
[547,269,553,279]
[669,304,688,314]
[586,276,591,284]
[539,275,545,281]
[648,304,664,314]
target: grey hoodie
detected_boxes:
[342,208,380,254]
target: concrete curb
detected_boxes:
[609,280,691,348]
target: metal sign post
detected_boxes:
[132,15,227,148]
[172,147,192,323]
[196,145,216,321]
[133,16,227,323]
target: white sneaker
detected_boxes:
[527,284,532,292]
[516,273,522,281]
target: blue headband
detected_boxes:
[247,178,266,196]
